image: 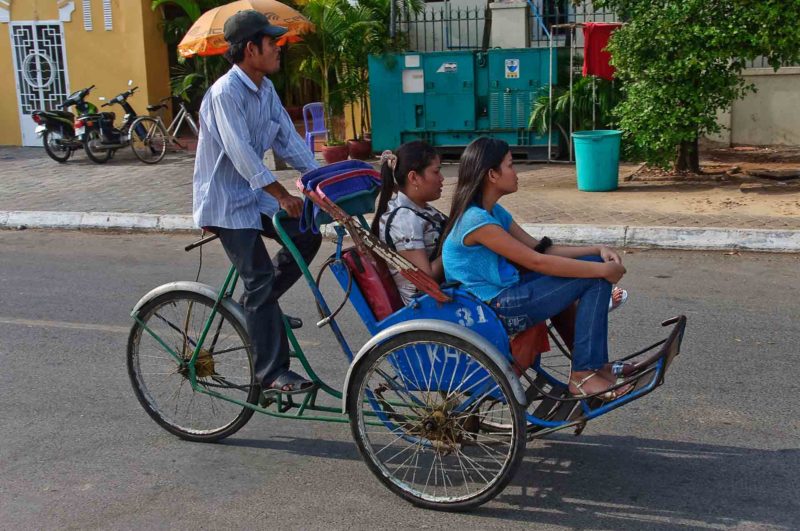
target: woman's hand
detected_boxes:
[599,246,622,264]
[603,262,627,284]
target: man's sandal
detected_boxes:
[262,370,317,396]
[570,372,633,402]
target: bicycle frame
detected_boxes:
[130,212,384,424]
[165,103,198,139]
[130,210,686,433]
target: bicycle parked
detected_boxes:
[82,80,168,164]
[145,96,198,150]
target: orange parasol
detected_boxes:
[178,0,314,58]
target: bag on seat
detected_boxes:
[342,248,403,321]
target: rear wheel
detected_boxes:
[348,331,526,511]
[43,130,71,163]
[127,291,258,442]
[130,116,167,164]
[83,129,111,163]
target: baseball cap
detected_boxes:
[223,9,288,44]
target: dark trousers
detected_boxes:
[215,215,321,387]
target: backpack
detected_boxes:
[383,205,447,261]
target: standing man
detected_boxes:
[193,10,320,396]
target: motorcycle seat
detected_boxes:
[147,103,168,112]
[48,110,75,119]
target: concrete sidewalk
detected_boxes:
[1,146,798,251]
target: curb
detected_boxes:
[1,210,798,252]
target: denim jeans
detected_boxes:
[215,215,321,387]
[490,255,612,371]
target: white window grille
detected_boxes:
[103,0,113,31]
[82,0,93,31]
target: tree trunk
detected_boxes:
[675,136,701,173]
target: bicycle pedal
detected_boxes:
[259,394,275,408]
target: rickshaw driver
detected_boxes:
[192,10,320,396]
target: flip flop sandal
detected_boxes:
[263,370,317,396]
[608,287,629,312]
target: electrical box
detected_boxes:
[369,48,556,156]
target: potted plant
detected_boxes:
[336,1,381,159]
[299,0,353,163]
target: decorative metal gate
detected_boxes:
[10,22,70,146]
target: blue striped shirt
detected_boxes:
[192,64,318,230]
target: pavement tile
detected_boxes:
[1,146,798,232]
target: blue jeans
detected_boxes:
[490,255,612,371]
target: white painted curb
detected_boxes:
[1,211,797,252]
[519,223,800,252]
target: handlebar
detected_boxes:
[59,85,96,108]
[102,86,139,107]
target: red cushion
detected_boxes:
[343,249,404,321]
[509,323,551,374]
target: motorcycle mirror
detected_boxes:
[128,80,133,86]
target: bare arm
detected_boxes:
[467,224,626,283]
[398,249,444,281]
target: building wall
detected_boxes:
[707,67,800,147]
[0,0,171,146]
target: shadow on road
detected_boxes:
[223,433,797,528]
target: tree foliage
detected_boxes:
[593,0,800,170]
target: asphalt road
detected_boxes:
[1,230,798,530]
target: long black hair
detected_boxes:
[370,140,439,235]
[440,137,510,247]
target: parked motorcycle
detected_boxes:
[31,85,97,163]
[82,81,167,164]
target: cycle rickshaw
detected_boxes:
[127,161,686,511]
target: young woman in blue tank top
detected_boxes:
[441,137,632,400]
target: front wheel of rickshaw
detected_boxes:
[348,331,526,511]
[127,291,259,442]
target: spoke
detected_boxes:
[470,439,508,468]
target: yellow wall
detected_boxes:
[0,0,171,146]
[344,98,372,141]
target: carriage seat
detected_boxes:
[341,246,551,371]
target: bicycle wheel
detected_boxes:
[348,331,526,511]
[127,290,258,442]
[43,130,72,163]
[130,116,167,164]
[83,129,111,163]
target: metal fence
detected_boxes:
[399,6,487,52]
[529,0,618,48]
[398,1,617,53]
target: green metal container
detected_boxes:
[572,130,622,192]
[368,49,556,154]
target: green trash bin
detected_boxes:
[572,130,622,192]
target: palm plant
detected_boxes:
[152,0,230,107]
[297,0,351,144]
[337,1,382,139]
[529,75,623,157]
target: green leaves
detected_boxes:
[592,0,800,168]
